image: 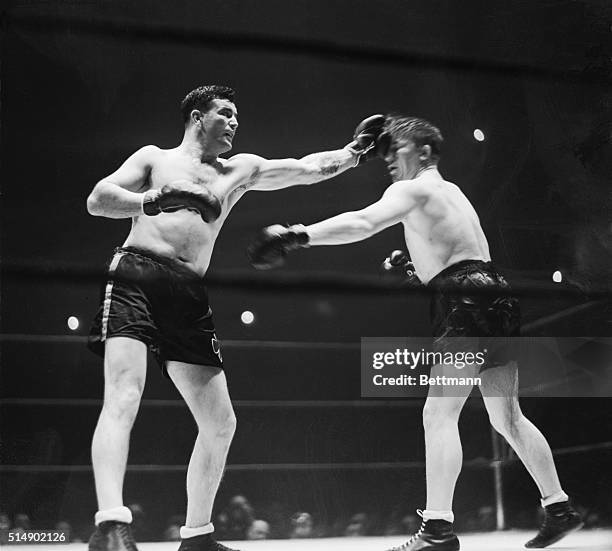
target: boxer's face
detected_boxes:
[385,137,425,181]
[196,98,239,154]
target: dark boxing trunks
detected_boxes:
[428,259,521,369]
[88,247,223,376]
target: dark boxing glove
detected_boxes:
[381,249,422,287]
[345,114,387,165]
[247,224,310,270]
[142,182,222,223]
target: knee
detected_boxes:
[200,407,237,442]
[102,384,143,424]
[422,399,461,431]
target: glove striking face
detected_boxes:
[346,114,388,164]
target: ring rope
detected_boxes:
[3,261,610,299]
[0,398,430,409]
[2,442,610,474]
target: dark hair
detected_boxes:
[180,85,236,123]
[384,115,443,161]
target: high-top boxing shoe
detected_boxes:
[385,513,459,551]
[88,521,138,551]
[524,501,583,548]
[178,534,241,551]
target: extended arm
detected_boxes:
[233,114,387,193]
[248,148,358,191]
[306,182,416,245]
[247,181,419,269]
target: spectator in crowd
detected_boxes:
[344,512,369,537]
[55,520,83,543]
[213,511,230,540]
[0,512,11,545]
[384,510,420,536]
[225,495,255,540]
[246,520,271,540]
[289,512,314,539]
[128,503,155,542]
[13,513,31,533]
[163,515,186,542]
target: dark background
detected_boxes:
[1,0,611,540]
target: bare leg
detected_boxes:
[480,362,562,498]
[91,337,147,510]
[167,362,236,528]
[423,364,476,511]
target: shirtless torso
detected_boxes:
[91,145,357,276]
[122,147,264,274]
[302,167,490,284]
[396,169,490,283]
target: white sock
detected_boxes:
[422,509,454,523]
[180,523,214,539]
[541,491,569,508]
[95,506,133,526]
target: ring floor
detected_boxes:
[5,531,612,551]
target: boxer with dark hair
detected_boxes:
[249,114,582,550]
[86,83,385,551]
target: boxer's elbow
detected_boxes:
[86,182,107,216]
[86,191,101,216]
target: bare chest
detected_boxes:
[148,156,224,192]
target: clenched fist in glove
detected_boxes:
[142,181,222,223]
[247,224,310,270]
[381,249,422,287]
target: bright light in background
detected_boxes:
[67,316,80,331]
[241,310,255,325]
[552,270,563,283]
[473,129,485,142]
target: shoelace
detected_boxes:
[116,523,139,551]
[390,510,426,551]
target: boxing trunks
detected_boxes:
[88,247,223,376]
[428,259,521,370]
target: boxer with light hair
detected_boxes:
[248,114,583,550]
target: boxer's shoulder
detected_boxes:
[135,144,164,159]
[225,152,265,169]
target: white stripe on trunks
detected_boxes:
[101,251,127,341]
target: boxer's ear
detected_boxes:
[191,109,203,125]
[419,144,432,162]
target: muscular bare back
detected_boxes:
[399,170,490,283]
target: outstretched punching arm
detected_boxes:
[247,181,418,269]
[232,115,388,194]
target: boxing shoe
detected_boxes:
[178,534,241,551]
[88,521,138,551]
[386,518,459,551]
[524,501,583,548]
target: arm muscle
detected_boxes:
[87,145,158,218]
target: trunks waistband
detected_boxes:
[114,247,204,280]
[428,259,493,287]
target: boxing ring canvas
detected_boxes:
[4,531,612,551]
